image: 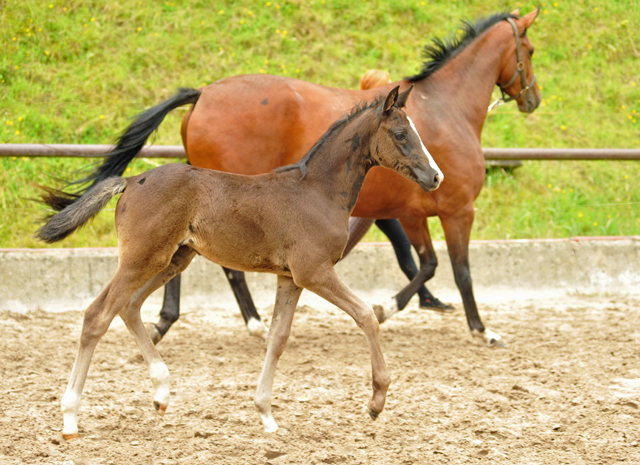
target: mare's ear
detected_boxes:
[383,86,400,114]
[520,7,540,29]
[395,85,414,109]
[510,8,521,16]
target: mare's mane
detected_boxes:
[274,95,386,178]
[406,11,518,83]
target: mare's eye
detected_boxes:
[394,132,406,141]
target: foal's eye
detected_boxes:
[394,132,406,141]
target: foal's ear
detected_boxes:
[383,86,400,114]
[395,85,414,109]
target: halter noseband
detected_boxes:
[488,17,537,111]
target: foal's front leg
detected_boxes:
[254,275,303,432]
[296,263,390,421]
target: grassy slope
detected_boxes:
[1,0,639,247]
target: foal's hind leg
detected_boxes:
[61,268,162,439]
[222,267,268,339]
[254,275,303,432]
[120,246,197,414]
[294,263,390,421]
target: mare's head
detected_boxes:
[370,86,443,192]
[497,8,542,113]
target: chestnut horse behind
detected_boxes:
[37,87,442,439]
[52,9,541,346]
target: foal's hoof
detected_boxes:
[62,432,79,441]
[419,298,455,313]
[154,401,168,416]
[372,305,387,324]
[145,323,162,345]
[368,408,380,421]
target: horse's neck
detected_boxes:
[415,26,509,135]
[304,119,373,214]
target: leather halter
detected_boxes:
[488,17,537,111]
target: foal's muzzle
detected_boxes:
[412,163,442,192]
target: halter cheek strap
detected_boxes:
[488,17,537,111]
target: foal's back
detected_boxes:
[116,163,347,275]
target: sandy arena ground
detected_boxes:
[0,295,639,464]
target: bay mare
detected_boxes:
[49,9,541,346]
[36,87,442,439]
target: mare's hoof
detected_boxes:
[62,433,79,441]
[154,401,168,416]
[247,318,268,340]
[472,329,505,348]
[145,323,162,345]
[419,298,455,312]
[368,408,380,421]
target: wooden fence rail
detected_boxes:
[1,144,640,160]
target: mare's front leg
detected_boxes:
[147,273,182,345]
[222,267,268,339]
[440,206,503,347]
[294,262,390,421]
[375,219,453,312]
[376,217,440,322]
[254,275,303,432]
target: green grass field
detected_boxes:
[1,0,639,247]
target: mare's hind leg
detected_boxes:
[147,274,182,345]
[254,275,303,432]
[293,262,390,421]
[222,267,268,339]
[120,246,197,414]
[61,266,168,440]
[341,217,375,258]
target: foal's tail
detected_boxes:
[36,177,128,243]
[43,87,202,212]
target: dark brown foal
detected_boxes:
[37,86,442,438]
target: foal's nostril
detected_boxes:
[435,174,442,185]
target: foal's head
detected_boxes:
[370,86,443,192]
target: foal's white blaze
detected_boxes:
[149,361,171,409]
[407,116,444,182]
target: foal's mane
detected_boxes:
[406,11,518,83]
[274,95,386,178]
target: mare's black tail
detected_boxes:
[43,87,201,212]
